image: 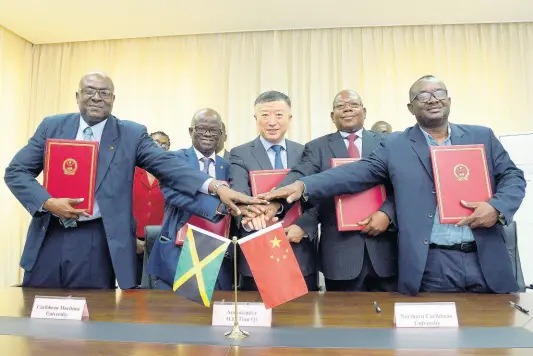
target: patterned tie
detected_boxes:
[83,126,94,140]
[346,133,361,159]
[271,145,284,169]
[200,157,213,175]
[62,126,95,228]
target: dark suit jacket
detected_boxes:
[4,113,220,289]
[147,147,231,289]
[300,124,526,294]
[229,136,318,277]
[279,130,398,280]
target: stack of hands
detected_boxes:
[220,181,392,243]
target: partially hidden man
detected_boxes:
[147,108,233,290]
[4,72,263,289]
[262,76,526,295]
[229,91,319,291]
[278,90,398,292]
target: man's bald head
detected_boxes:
[78,72,114,92]
[331,89,366,133]
[76,71,115,125]
[189,108,224,157]
[408,75,446,102]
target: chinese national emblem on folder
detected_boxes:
[43,139,99,215]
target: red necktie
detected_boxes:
[346,133,360,158]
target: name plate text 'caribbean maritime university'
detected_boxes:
[31,296,89,320]
[394,302,458,328]
[212,301,272,327]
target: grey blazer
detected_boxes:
[229,136,318,277]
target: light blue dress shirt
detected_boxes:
[419,125,475,245]
[259,136,288,169]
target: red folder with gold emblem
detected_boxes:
[43,139,99,215]
[331,158,386,231]
[249,169,302,228]
[430,144,493,224]
[175,215,231,245]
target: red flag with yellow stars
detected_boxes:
[238,222,308,309]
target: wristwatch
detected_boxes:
[211,181,229,196]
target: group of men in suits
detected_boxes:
[259,75,526,295]
[5,71,526,295]
[4,72,265,290]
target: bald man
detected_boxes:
[4,73,263,290]
[148,108,233,290]
[274,90,398,292]
[371,121,393,134]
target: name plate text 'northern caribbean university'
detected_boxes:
[31,296,89,320]
[212,301,272,327]
[394,302,458,328]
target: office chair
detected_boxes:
[140,225,162,289]
[502,221,527,292]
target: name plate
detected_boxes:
[394,302,458,328]
[31,296,89,320]
[212,301,272,327]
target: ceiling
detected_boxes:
[1,0,532,44]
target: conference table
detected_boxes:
[0,288,532,355]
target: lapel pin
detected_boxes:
[110,146,114,150]
[220,166,223,169]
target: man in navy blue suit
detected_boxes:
[261,75,526,295]
[4,72,263,290]
[147,108,233,290]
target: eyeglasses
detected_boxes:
[156,142,170,149]
[193,127,223,136]
[80,88,113,99]
[334,102,363,110]
[411,89,448,103]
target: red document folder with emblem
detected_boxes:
[430,144,493,224]
[249,169,302,228]
[331,158,386,231]
[175,215,231,245]
[43,139,99,215]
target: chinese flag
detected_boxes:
[238,223,308,309]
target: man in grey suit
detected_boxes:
[275,90,398,292]
[4,72,264,290]
[229,91,318,291]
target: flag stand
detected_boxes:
[225,236,249,339]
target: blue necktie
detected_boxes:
[200,157,213,175]
[62,126,95,228]
[271,145,284,169]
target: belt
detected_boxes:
[51,216,102,226]
[429,241,477,253]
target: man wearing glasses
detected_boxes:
[5,72,264,290]
[132,131,171,285]
[262,75,526,294]
[147,108,233,290]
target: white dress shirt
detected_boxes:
[77,117,107,220]
[259,136,287,169]
[194,147,217,178]
[339,128,364,155]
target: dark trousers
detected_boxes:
[240,274,319,292]
[22,217,115,289]
[421,248,491,293]
[325,247,397,292]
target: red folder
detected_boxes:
[331,158,386,231]
[249,169,302,228]
[43,139,99,215]
[430,144,493,224]
[175,215,231,245]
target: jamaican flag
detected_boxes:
[173,225,230,307]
